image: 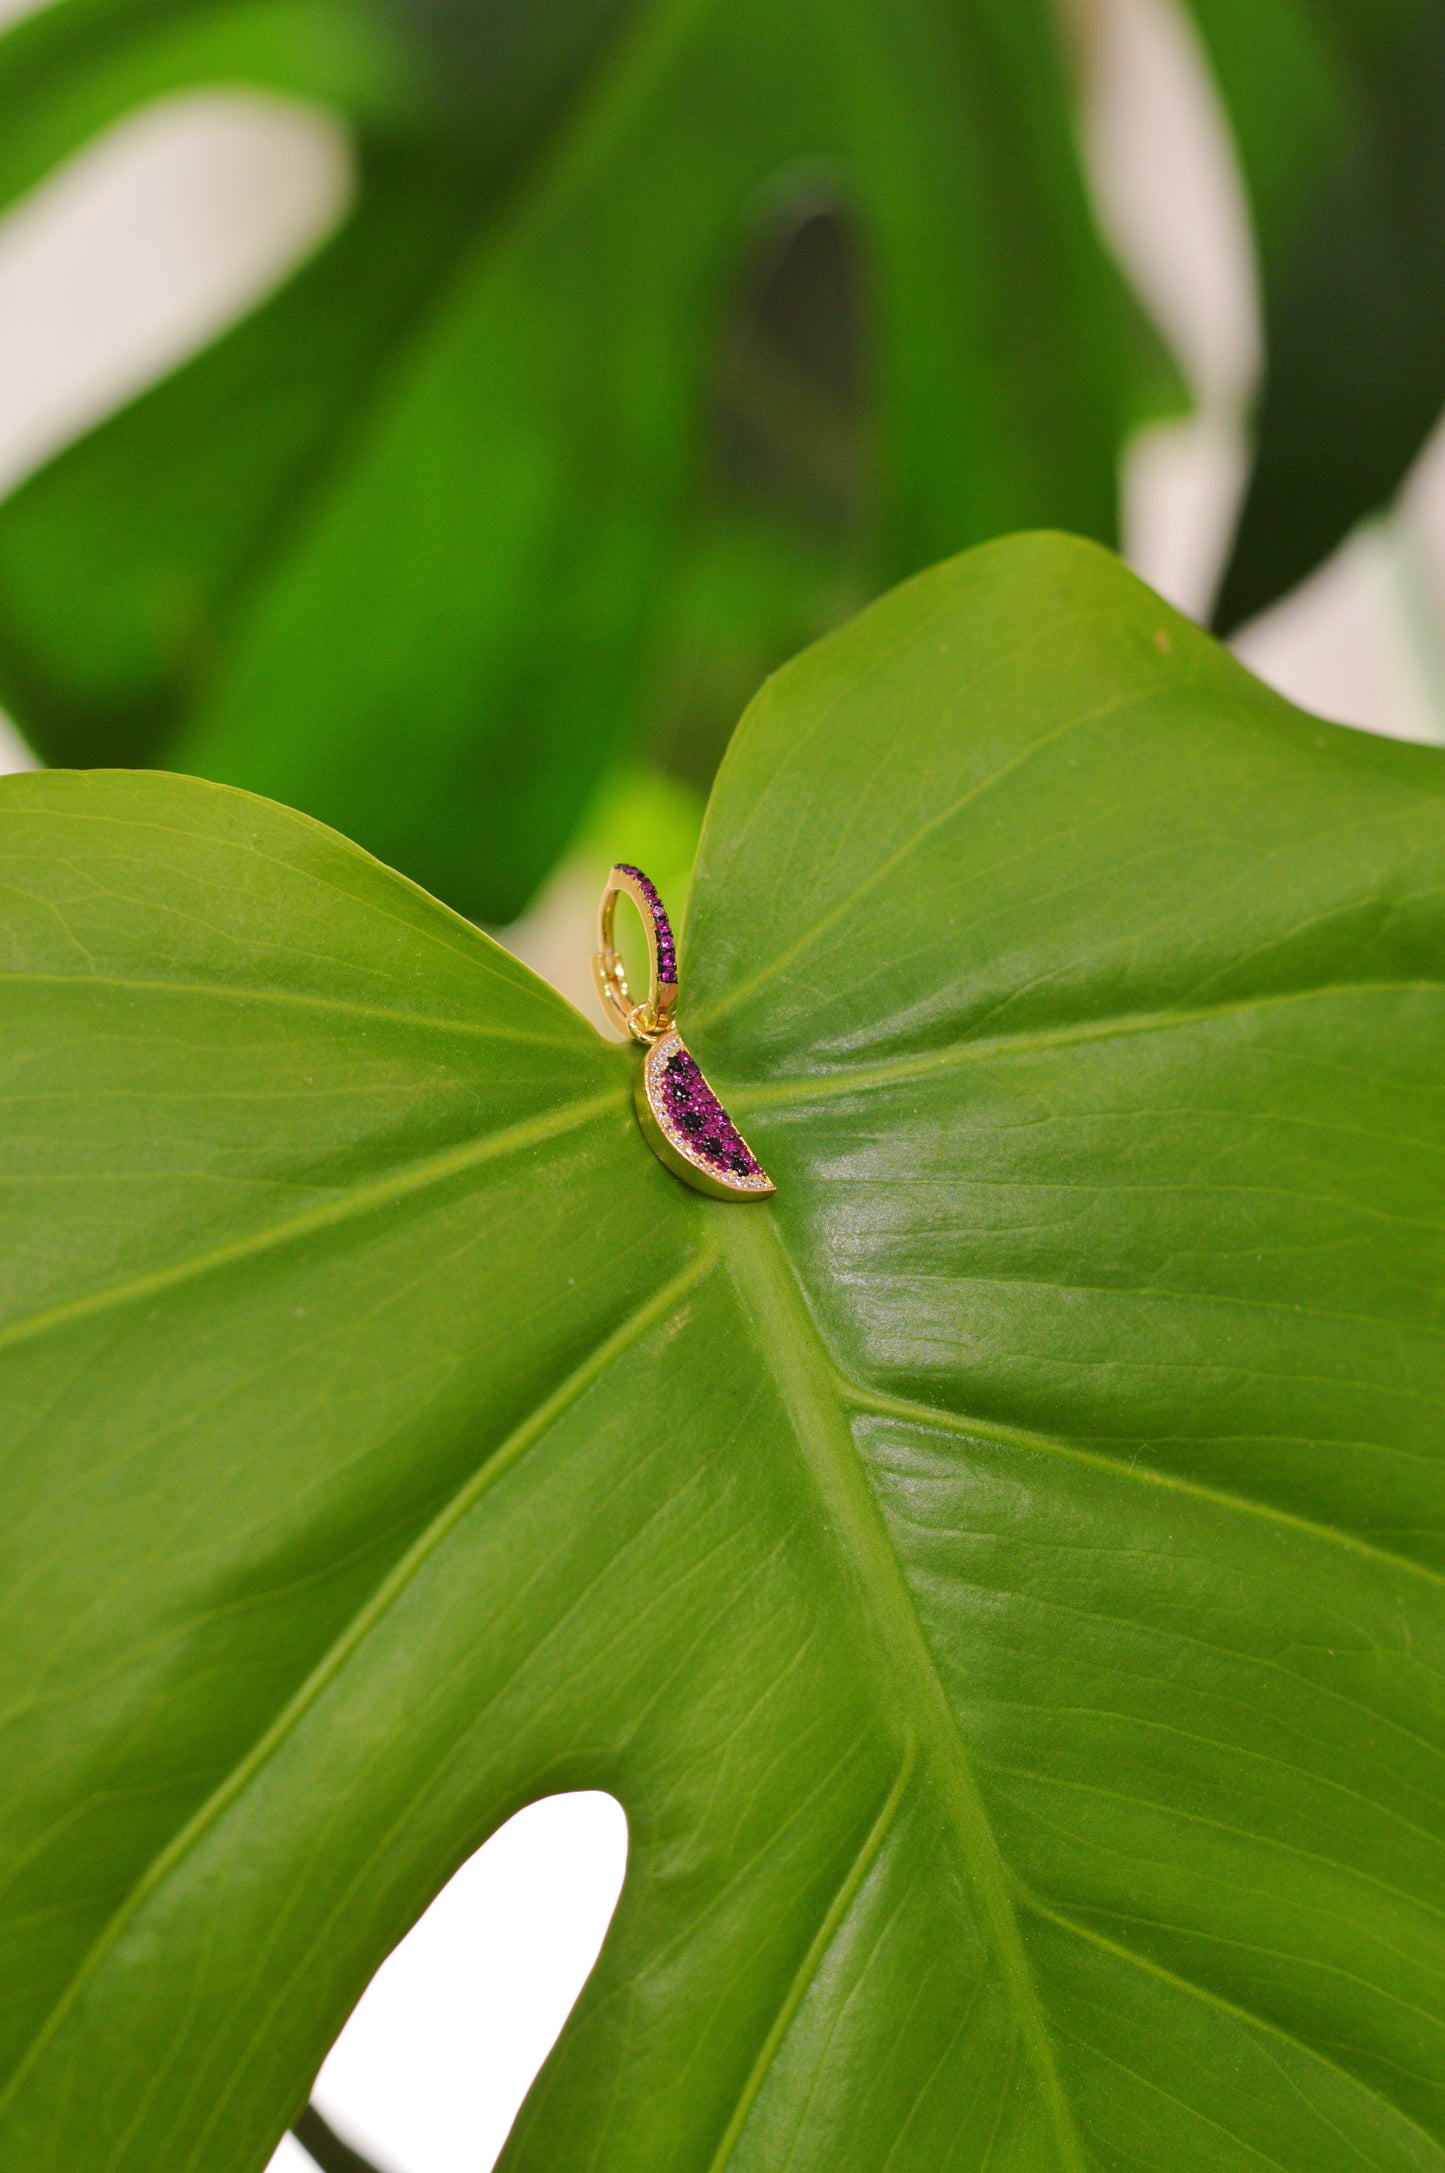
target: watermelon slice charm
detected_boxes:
[635,1030,774,1198]
[591,864,775,1201]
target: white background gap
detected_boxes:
[269,1793,628,2173]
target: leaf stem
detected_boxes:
[291,2103,384,2173]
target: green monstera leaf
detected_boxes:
[4,533,1445,2171]
[0,0,1151,923]
[1192,0,1445,630]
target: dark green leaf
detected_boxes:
[0,0,1150,920]
[1192,0,1445,630]
[3,534,1444,2169]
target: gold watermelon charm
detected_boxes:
[636,1029,774,1198]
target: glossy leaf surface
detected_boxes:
[0,0,1143,921]
[1193,0,1445,629]
[3,534,1445,2170]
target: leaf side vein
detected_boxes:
[728,981,1445,1113]
[1019,1892,1445,2165]
[0,967,585,1046]
[702,1744,916,2173]
[0,1086,625,1354]
[844,1382,1445,1599]
[0,1243,717,2114]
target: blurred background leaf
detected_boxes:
[1191,0,1445,632]
[0,0,1166,922]
[5,0,1445,926]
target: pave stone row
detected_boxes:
[647,1034,771,1189]
[617,863,676,984]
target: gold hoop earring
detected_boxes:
[591,864,774,1200]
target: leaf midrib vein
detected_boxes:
[720,1209,1088,2172]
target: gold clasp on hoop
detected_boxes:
[591,864,679,1043]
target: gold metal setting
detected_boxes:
[593,864,774,1201]
[592,864,676,1043]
